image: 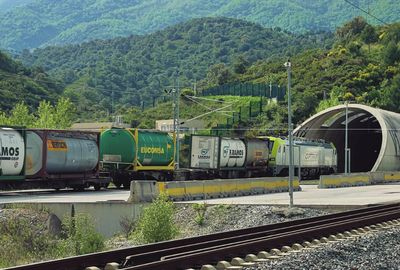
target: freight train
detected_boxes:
[0,127,337,190]
[100,129,338,188]
[0,127,109,190]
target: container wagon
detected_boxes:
[100,128,176,188]
[189,135,269,178]
[0,127,110,190]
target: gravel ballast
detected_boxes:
[106,205,330,248]
[244,225,400,270]
[174,204,330,237]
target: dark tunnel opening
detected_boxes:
[295,109,382,173]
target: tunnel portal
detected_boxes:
[294,104,400,173]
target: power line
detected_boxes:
[343,0,389,26]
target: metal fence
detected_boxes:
[210,97,268,136]
[200,82,285,100]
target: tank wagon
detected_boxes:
[189,135,269,178]
[100,128,175,188]
[0,127,109,190]
[267,137,337,179]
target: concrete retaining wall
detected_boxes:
[319,171,400,188]
[22,202,145,237]
[130,177,301,202]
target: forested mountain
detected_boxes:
[121,18,400,133]
[21,17,332,119]
[210,18,400,130]
[0,0,32,13]
[0,51,61,111]
[1,0,399,50]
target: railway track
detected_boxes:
[6,203,400,270]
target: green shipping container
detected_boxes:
[100,128,175,171]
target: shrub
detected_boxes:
[0,214,56,268]
[131,193,178,244]
[192,202,208,226]
[56,213,104,256]
[120,215,137,238]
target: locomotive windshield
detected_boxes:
[268,141,274,152]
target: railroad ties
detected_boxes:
[5,203,400,270]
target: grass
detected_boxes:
[125,95,267,131]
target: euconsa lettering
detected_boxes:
[141,147,165,154]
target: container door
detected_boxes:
[190,135,219,169]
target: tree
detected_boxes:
[206,63,233,86]
[54,97,75,128]
[336,17,367,41]
[380,74,400,112]
[34,101,56,128]
[8,102,35,127]
[382,41,400,66]
[360,24,378,53]
[233,55,249,74]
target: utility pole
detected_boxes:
[171,76,181,170]
[344,101,349,175]
[176,78,180,169]
[111,90,114,115]
[269,81,272,99]
[193,79,197,96]
[284,60,294,208]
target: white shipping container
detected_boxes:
[190,136,219,169]
[0,128,25,175]
[219,138,246,168]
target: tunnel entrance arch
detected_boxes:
[293,104,400,173]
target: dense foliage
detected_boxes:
[0,50,62,112]
[0,97,76,128]
[211,18,400,133]
[128,17,400,135]
[21,17,331,120]
[0,0,32,13]
[0,208,104,268]
[1,0,399,50]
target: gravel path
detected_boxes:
[106,205,330,249]
[244,225,400,270]
[174,204,330,238]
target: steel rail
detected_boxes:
[157,209,400,261]
[121,204,400,267]
[5,203,400,270]
[124,209,400,270]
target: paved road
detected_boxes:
[1,183,400,206]
[184,183,400,206]
[0,189,130,204]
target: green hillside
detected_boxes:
[0,51,61,111]
[124,95,263,130]
[0,0,32,13]
[209,18,400,130]
[126,18,400,136]
[21,17,331,120]
[1,0,399,50]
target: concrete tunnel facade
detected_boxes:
[293,104,400,173]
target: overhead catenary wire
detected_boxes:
[343,0,389,26]
[183,95,232,117]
